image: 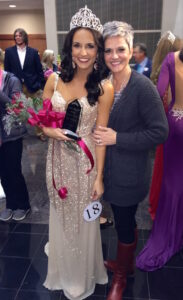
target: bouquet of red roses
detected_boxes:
[3,93,66,135]
[3,93,94,200]
[3,92,43,135]
[27,99,65,128]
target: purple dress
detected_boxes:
[136,52,183,271]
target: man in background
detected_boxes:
[4,28,45,97]
[133,43,152,78]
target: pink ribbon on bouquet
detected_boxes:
[27,99,65,128]
[27,99,94,200]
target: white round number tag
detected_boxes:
[83,201,102,222]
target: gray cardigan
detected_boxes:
[0,71,27,144]
[104,70,169,207]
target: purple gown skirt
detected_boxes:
[136,109,183,271]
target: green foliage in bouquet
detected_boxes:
[3,93,43,135]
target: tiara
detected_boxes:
[158,31,176,45]
[70,5,103,34]
[167,31,176,44]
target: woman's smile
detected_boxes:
[72,28,97,71]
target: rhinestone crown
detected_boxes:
[70,5,103,34]
[166,31,176,44]
[158,31,176,45]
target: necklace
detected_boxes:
[110,72,131,105]
[114,79,128,93]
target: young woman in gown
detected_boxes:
[136,49,183,271]
[42,7,114,300]
[148,32,183,220]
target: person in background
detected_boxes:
[151,31,183,85]
[0,48,30,222]
[133,42,152,78]
[136,49,183,271]
[4,28,45,98]
[148,31,183,220]
[56,54,62,71]
[93,21,168,300]
[42,7,113,300]
[41,49,58,80]
[39,50,59,141]
[4,28,46,141]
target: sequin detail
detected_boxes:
[172,108,183,121]
[44,79,108,298]
[46,90,98,250]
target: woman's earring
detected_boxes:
[72,60,76,69]
[94,61,98,70]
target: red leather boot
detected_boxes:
[104,228,138,276]
[127,228,138,276]
[106,241,135,300]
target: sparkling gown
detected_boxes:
[44,75,108,299]
[136,52,183,271]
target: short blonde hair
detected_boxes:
[103,21,134,50]
[0,48,4,63]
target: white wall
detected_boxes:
[0,10,45,34]
[44,0,58,57]
[173,0,183,37]
[162,0,183,37]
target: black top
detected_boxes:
[104,70,169,207]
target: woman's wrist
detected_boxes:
[95,174,103,181]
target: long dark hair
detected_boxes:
[179,48,183,62]
[14,28,28,45]
[60,27,108,106]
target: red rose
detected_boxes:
[18,101,24,109]
[12,99,17,105]
[14,92,21,99]
[13,108,21,115]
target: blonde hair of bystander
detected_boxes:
[151,31,183,85]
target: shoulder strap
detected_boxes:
[54,73,59,91]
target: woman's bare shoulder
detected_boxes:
[99,79,114,107]
[101,78,114,93]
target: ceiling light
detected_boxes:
[9,5,16,8]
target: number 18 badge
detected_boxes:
[83,201,102,222]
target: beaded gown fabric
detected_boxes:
[44,75,107,299]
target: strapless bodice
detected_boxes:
[51,90,98,137]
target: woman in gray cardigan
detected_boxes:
[93,22,169,300]
[0,48,30,222]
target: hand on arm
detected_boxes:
[93,126,117,146]
[91,81,114,200]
